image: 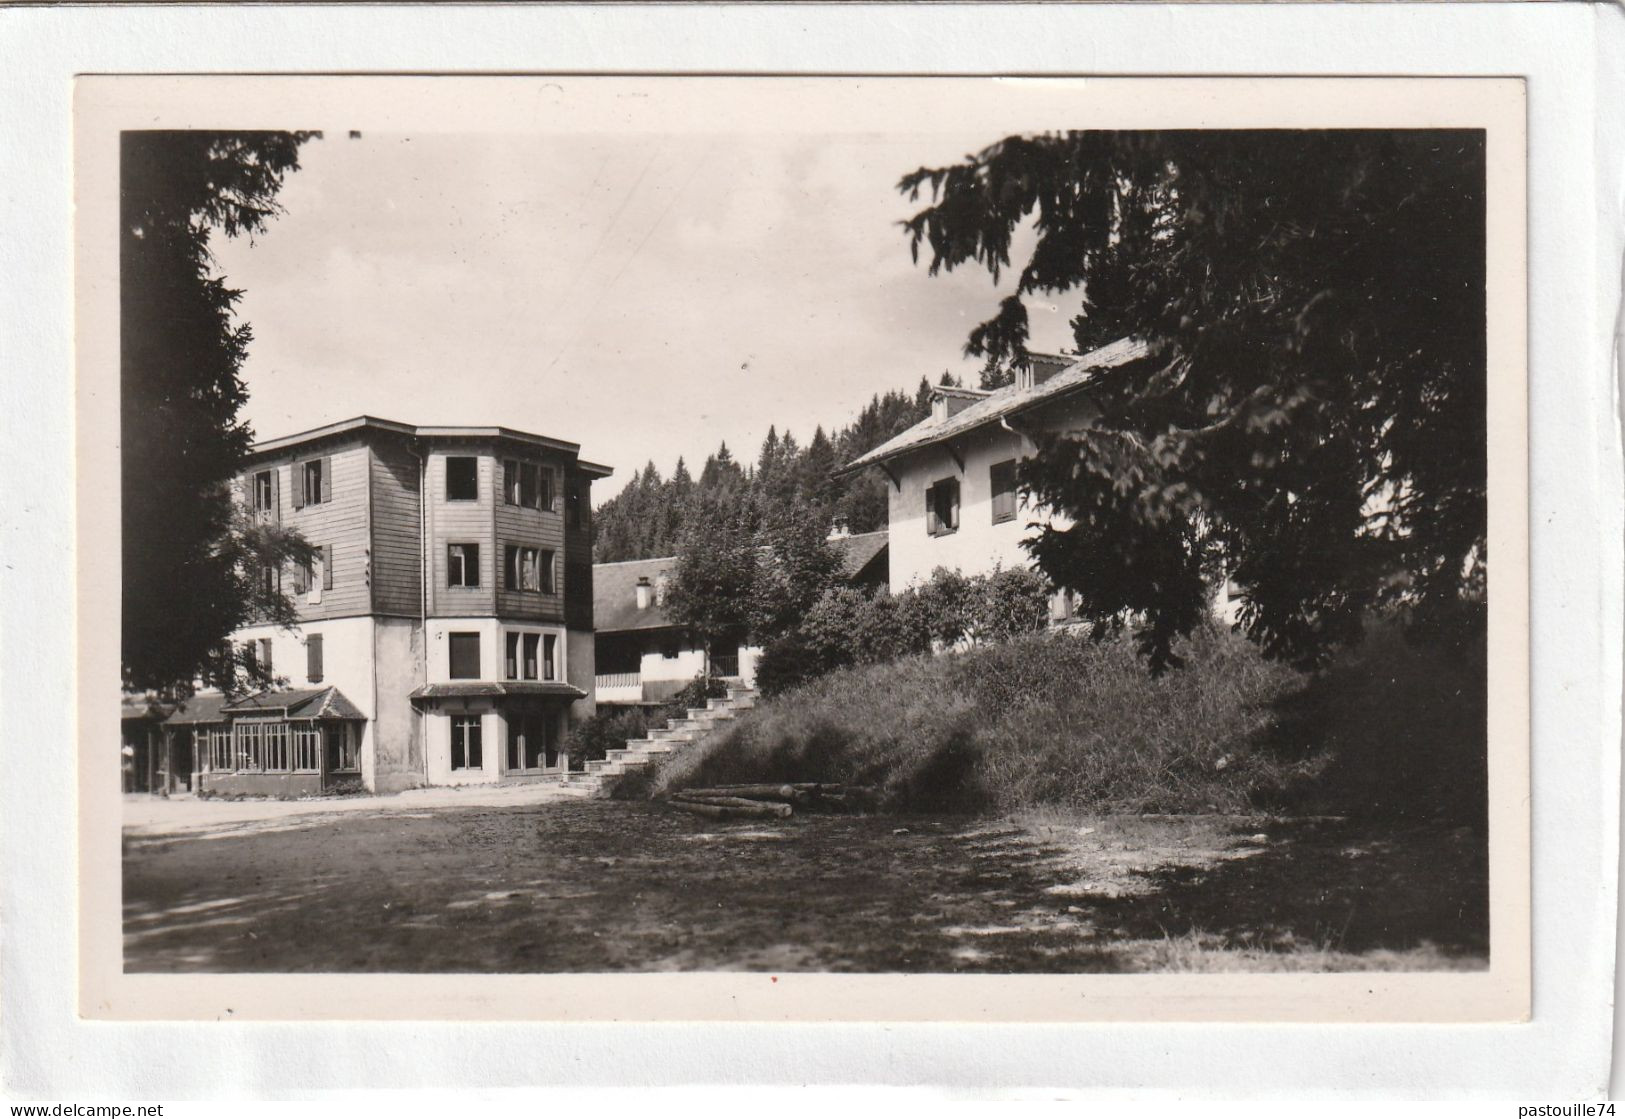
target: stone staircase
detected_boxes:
[556,684,758,799]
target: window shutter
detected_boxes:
[292,560,308,595]
[925,485,938,535]
[306,634,324,683]
[320,456,332,504]
[322,544,334,589]
[270,467,281,522]
[292,462,306,509]
[948,483,960,530]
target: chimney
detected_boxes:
[635,576,651,610]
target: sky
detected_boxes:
[212,130,1080,503]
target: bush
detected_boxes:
[565,706,657,769]
[649,616,1488,823]
[566,673,731,767]
[755,566,1051,697]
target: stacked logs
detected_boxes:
[666,783,877,821]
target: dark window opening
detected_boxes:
[504,460,543,509]
[505,544,540,592]
[451,715,483,770]
[445,456,478,502]
[253,470,274,513]
[302,459,323,505]
[506,711,555,771]
[926,477,960,537]
[448,543,480,588]
[566,478,583,529]
[448,632,481,679]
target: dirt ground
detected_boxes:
[123,798,1488,973]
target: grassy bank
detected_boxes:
[636,621,1486,823]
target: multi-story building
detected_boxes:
[844,337,1244,623]
[167,417,610,796]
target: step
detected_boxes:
[650,728,699,743]
[586,759,612,774]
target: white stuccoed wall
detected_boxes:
[228,615,381,781]
[886,424,1040,591]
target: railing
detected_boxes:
[595,672,641,690]
[708,654,740,679]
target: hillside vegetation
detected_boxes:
[637,621,1486,823]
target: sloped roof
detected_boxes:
[408,681,586,701]
[164,692,232,726]
[593,556,681,635]
[220,686,366,720]
[592,530,891,636]
[245,416,612,478]
[844,337,1149,472]
[828,530,889,581]
[121,695,173,723]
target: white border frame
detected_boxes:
[3,2,1620,1099]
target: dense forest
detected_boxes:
[592,372,961,562]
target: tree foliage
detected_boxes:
[899,130,1487,670]
[122,130,316,695]
[591,378,952,563]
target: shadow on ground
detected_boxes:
[124,800,1487,974]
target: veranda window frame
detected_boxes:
[451,714,483,771]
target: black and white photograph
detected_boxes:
[81,75,1528,1017]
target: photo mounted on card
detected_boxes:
[76,74,1528,1022]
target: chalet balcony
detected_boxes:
[594,671,643,704]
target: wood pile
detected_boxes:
[666,782,877,821]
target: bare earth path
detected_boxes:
[123,797,1487,973]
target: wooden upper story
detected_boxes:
[236,417,610,626]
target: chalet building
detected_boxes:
[162,417,610,796]
[845,338,1243,622]
[592,530,890,706]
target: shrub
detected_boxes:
[969,566,1051,642]
[567,673,730,767]
[650,615,1487,823]
[565,706,656,768]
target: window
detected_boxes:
[926,477,960,537]
[661,640,680,660]
[252,470,274,514]
[448,632,481,679]
[445,456,478,501]
[292,544,333,603]
[541,549,556,594]
[506,712,558,772]
[504,631,556,681]
[259,565,280,597]
[451,715,483,770]
[447,543,480,588]
[257,638,273,676]
[566,477,583,529]
[290,724,321,772]
[325,724,359,772]
[306,633,323,683]
[505,545,541,592]
[294,457,330,507]
[990,459,1018,524]
[206,726,232,771]
[504,460,555,510]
